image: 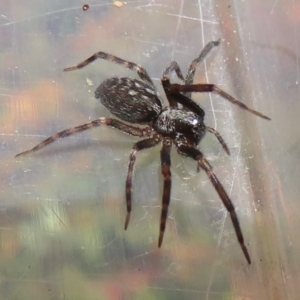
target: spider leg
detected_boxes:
[169,83,271,120]
[163,83,205,117]
[16,118,150,157]
[206,126,230,155]
[162,40,220,87]
[162,61,185,82]
[124,136,162,230]
[161,42,220,114]
[161,61,185,107]
[158,138,172,247]
[162,40,220,103]
[176,144,251,264]
[185,39,220,98]
[64,52,153,86]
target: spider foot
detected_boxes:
[63,66,77,72]
[158,231,164,248]
[241,243,251,264]
[124,213,130,230]
[212,38,221,46]
[15,149,34,158]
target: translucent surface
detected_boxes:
[1,0,299,299]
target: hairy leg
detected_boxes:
[158,138,172,247]
[64,52,154,86]
[184,39,220,98]
[169,83,271,120]
[177,144,251,264]
[124,136,162,230]
[16,118,151,157]
[162,61,185,82]
[161,61,185,107]
[206,126,230,155]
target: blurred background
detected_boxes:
[0,0,299,299]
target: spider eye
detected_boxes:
[192,119,198,125]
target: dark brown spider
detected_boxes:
[16,40,270,264]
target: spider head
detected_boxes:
[153,107,205,145]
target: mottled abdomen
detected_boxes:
[95,77,162,123]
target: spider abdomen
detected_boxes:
[153,107,205,144]
[95,77,162,124]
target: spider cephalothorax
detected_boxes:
[16,40,270,264]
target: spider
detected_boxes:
[16,39,270,264]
